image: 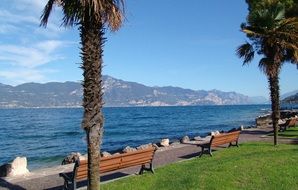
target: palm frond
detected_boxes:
[236,42,255,65]
[41,0,125,31]
[258,57,281,77]
[40,0,58,27]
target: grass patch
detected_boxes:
[268,126,298,138]
[102,142,298,190]
[278,126,298,138]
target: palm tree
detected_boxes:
[236,1,298,145]
[40,0,124,189]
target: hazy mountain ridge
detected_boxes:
[0,75,268,108]
[282,93,298,104]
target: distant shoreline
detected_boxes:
[0,104,270,109]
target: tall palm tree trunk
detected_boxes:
[268,75,280,146]
[81,21,105,190]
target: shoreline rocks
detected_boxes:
[122,146,137,153]
[62,152,82,165]
[180,136,190,143]
[160,139,170,147]
[101,151,112,157]
[10,157,30,176]
[256,110,298,128]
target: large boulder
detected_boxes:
[8,157,30,176]
[180,136,190,143]
[0,164,12,177]
[160,139,170,147]
[62,152,82,165]
[256,114,272,127]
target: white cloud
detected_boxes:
[0,40,66,68]
[0,68,59,85]
[7,0,47,11]
[0,10,39,25]
[0,5,64,36]
[0,24,19,34]
[0,1,77,85]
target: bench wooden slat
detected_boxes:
[121,160,152,168]
[199,130,240,157]
[60,147,156,190]
[279,118,297,131]
[101,158,121,167]
[120,157,153,168]
[121,152,154,162]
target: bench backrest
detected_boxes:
[210,130,240,147]
[74,146,156,181]
[289,118,297,127]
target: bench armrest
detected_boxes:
[59,172,73,182]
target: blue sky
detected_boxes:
[0,0,297,97]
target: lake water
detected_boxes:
[0,105,270,169]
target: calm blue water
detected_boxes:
[0,105,270,170]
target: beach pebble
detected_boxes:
[181,136,190,143]
[123,146,137,153]
[101,151,112,157]
[8,157,30,176]
[160,139,170,147]
[62,152,81,165]
[0,163,12,177]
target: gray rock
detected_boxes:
[152,143,159,149]
[137,143,153,150]
[181,136,190,143]
[194,136,202,141]
[123,146,137,153]
[0,164,12,177]
[62,152,81,165]
[9,157,30,176]
[256,114,272,127]
[211,131,220,136]
[101,151,112,157]
[160,139,170,147]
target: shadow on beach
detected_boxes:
[43,172,130,190]
[0,178,26,190]
[241,129,273,135]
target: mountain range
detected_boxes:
[0,75,270,108]
[282,93,298,104]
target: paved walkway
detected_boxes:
[0,127,283,190]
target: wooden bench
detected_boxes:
[59,146,156,190]
[198,130,240,157]
[279,118,297,132]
